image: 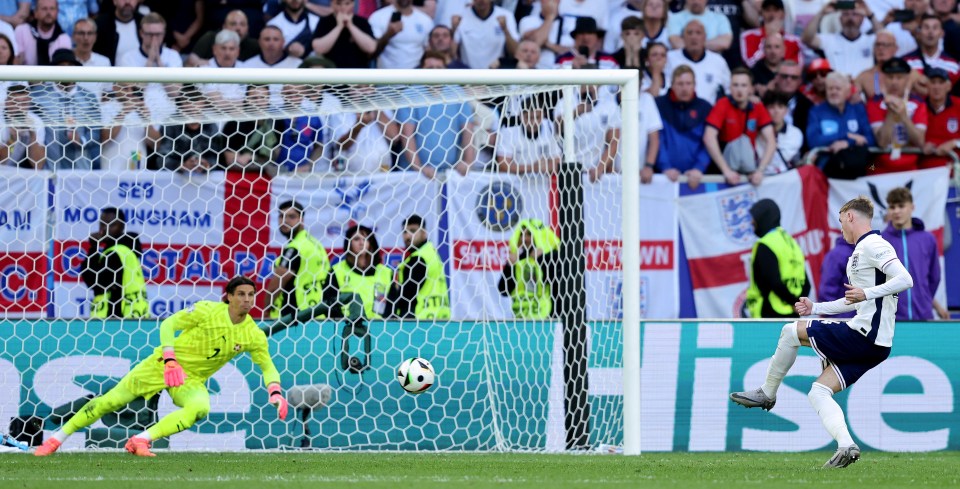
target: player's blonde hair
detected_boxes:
[839,196,874,219]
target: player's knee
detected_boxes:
[186,401,210,421]
[781,322,800,347]
[808,382,832,405]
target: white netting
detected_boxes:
[0,69,639,452]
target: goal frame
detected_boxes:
[0,65,642,455]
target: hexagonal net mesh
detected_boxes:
[0,72,638,452]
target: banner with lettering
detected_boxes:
[0,168,50,316]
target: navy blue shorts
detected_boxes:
[806,319,891,390]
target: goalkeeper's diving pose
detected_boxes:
[35,276,289,457]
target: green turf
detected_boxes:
[2,452,958,488]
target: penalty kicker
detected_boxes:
[730,196,914,468]
[34,276,290,457]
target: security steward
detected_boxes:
[264,200,332,319]
[81,207,149,318]
[389,214,450,319]
[329,224,393,318]
[745,198,810,318]
[497,219,560,319]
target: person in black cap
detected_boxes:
[865,57,927,173]
[388,214,450,319]
[555,17,615,70]
[744,198,810,318]
[921,66,960,169]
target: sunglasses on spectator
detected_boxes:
[777,73,801,80]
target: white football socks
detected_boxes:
[133,432,153,441]
[760,322,800,399]
[809,381,855,448]
[52,430,68,443]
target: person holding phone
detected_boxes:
[369,0,433,69]
[884,0,926,56]
[802,0,882,78]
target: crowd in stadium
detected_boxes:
[0,0,959,183]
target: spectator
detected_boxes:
[204,1,265,44]
[312,0,376,68]
[884,0,925,57]
[329,86,396,174]
[756,91,803,174]
[666,0,733,55]
[818,234,856,319]
[453,0,518,69]
[188,10,260,67]
[100,83,156,171]
[802,0,880,78]
[297,55,356,173]
[496,94,563,175]
[855,30,917,100]
[370,0,432,69]
[151,84,222,172]
[558,0,609,30]
[118,13,183,69]
[264,200,333,320]
[655,65,713,189]
[770,61,813,138]
[932,0,960,62]
[31,49,100,170]
[882,187,948,320]
[639,41,669,96]
[606,0,669,53]
[426,24,467,68]
[920,68,960,169]
[0,21,16,58]
[14,0,70,65]
[329,224,393,319]
[0,32,14,65]
[72,19,111,100]
[555,17,619,70]
[55,0,98,36]
[612,16,643,70]
[498,219,560,319]
[555,85,623,182]
[221,84,283,173]
[0,0,27,27]
[275,83,325,173]
[243,25,302,69]
[0,85,44,169]
[806,72,875,178]
[868,57,928,174]
[388,214,450,320]
[507,39,542,69]
[200,30,246,106]
[801,58,831,104]
[518,0,576,70]
[740,0,803,68]
[395,51,476,177]
[745,198,809,319]
[905,15,960,95]
[703,67,777,185]
[665,20,730,104]
[751,32,785,96]
[80,208,149,319]
[267,0,321,59]
[144,0,204,53]
[94,0,143,65]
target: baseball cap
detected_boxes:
[761,0,785,10]
[299,56,337,69]
[881,57,912,75]
[807,58,832,73]
[51,48,81,66]
[925,66,950,81]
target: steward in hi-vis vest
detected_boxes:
[265,200,332,319]
[745,199,810,318]
[81,207,149,319]
[389,214,450,320]
[497,219,560,319]
[329,224,393,319]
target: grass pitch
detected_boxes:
[2,452,957,488]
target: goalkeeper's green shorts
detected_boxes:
[120,353,207,400]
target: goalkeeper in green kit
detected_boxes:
[35,276,289,457]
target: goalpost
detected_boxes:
[0,66,640,454]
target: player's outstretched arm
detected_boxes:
[268,382,289,420]
[864,257,914,300]
[158,309,201,387]
[796,296,856,316]
[251,331,287,420]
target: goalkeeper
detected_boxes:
[34,276,289,457]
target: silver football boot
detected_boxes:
[823,444,861,469]
[729,387,776,411]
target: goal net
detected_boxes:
[0,67,641,453]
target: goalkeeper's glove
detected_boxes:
[162,349,185,387]
[268,383,289,420]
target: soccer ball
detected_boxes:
[397,357,435,394]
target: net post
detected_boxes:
[558,84,589,450]
[620,73,642,456]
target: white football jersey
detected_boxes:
[845,231,903,347]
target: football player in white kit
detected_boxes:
[730,196,914,468]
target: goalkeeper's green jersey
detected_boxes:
[153,301,280,387]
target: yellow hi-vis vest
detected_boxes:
[332,260,392,319]
[269,230,331,319]
[508,219,559,319]
[746,227,806,318]
[91,243,149,319]
[397,241,450,319]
